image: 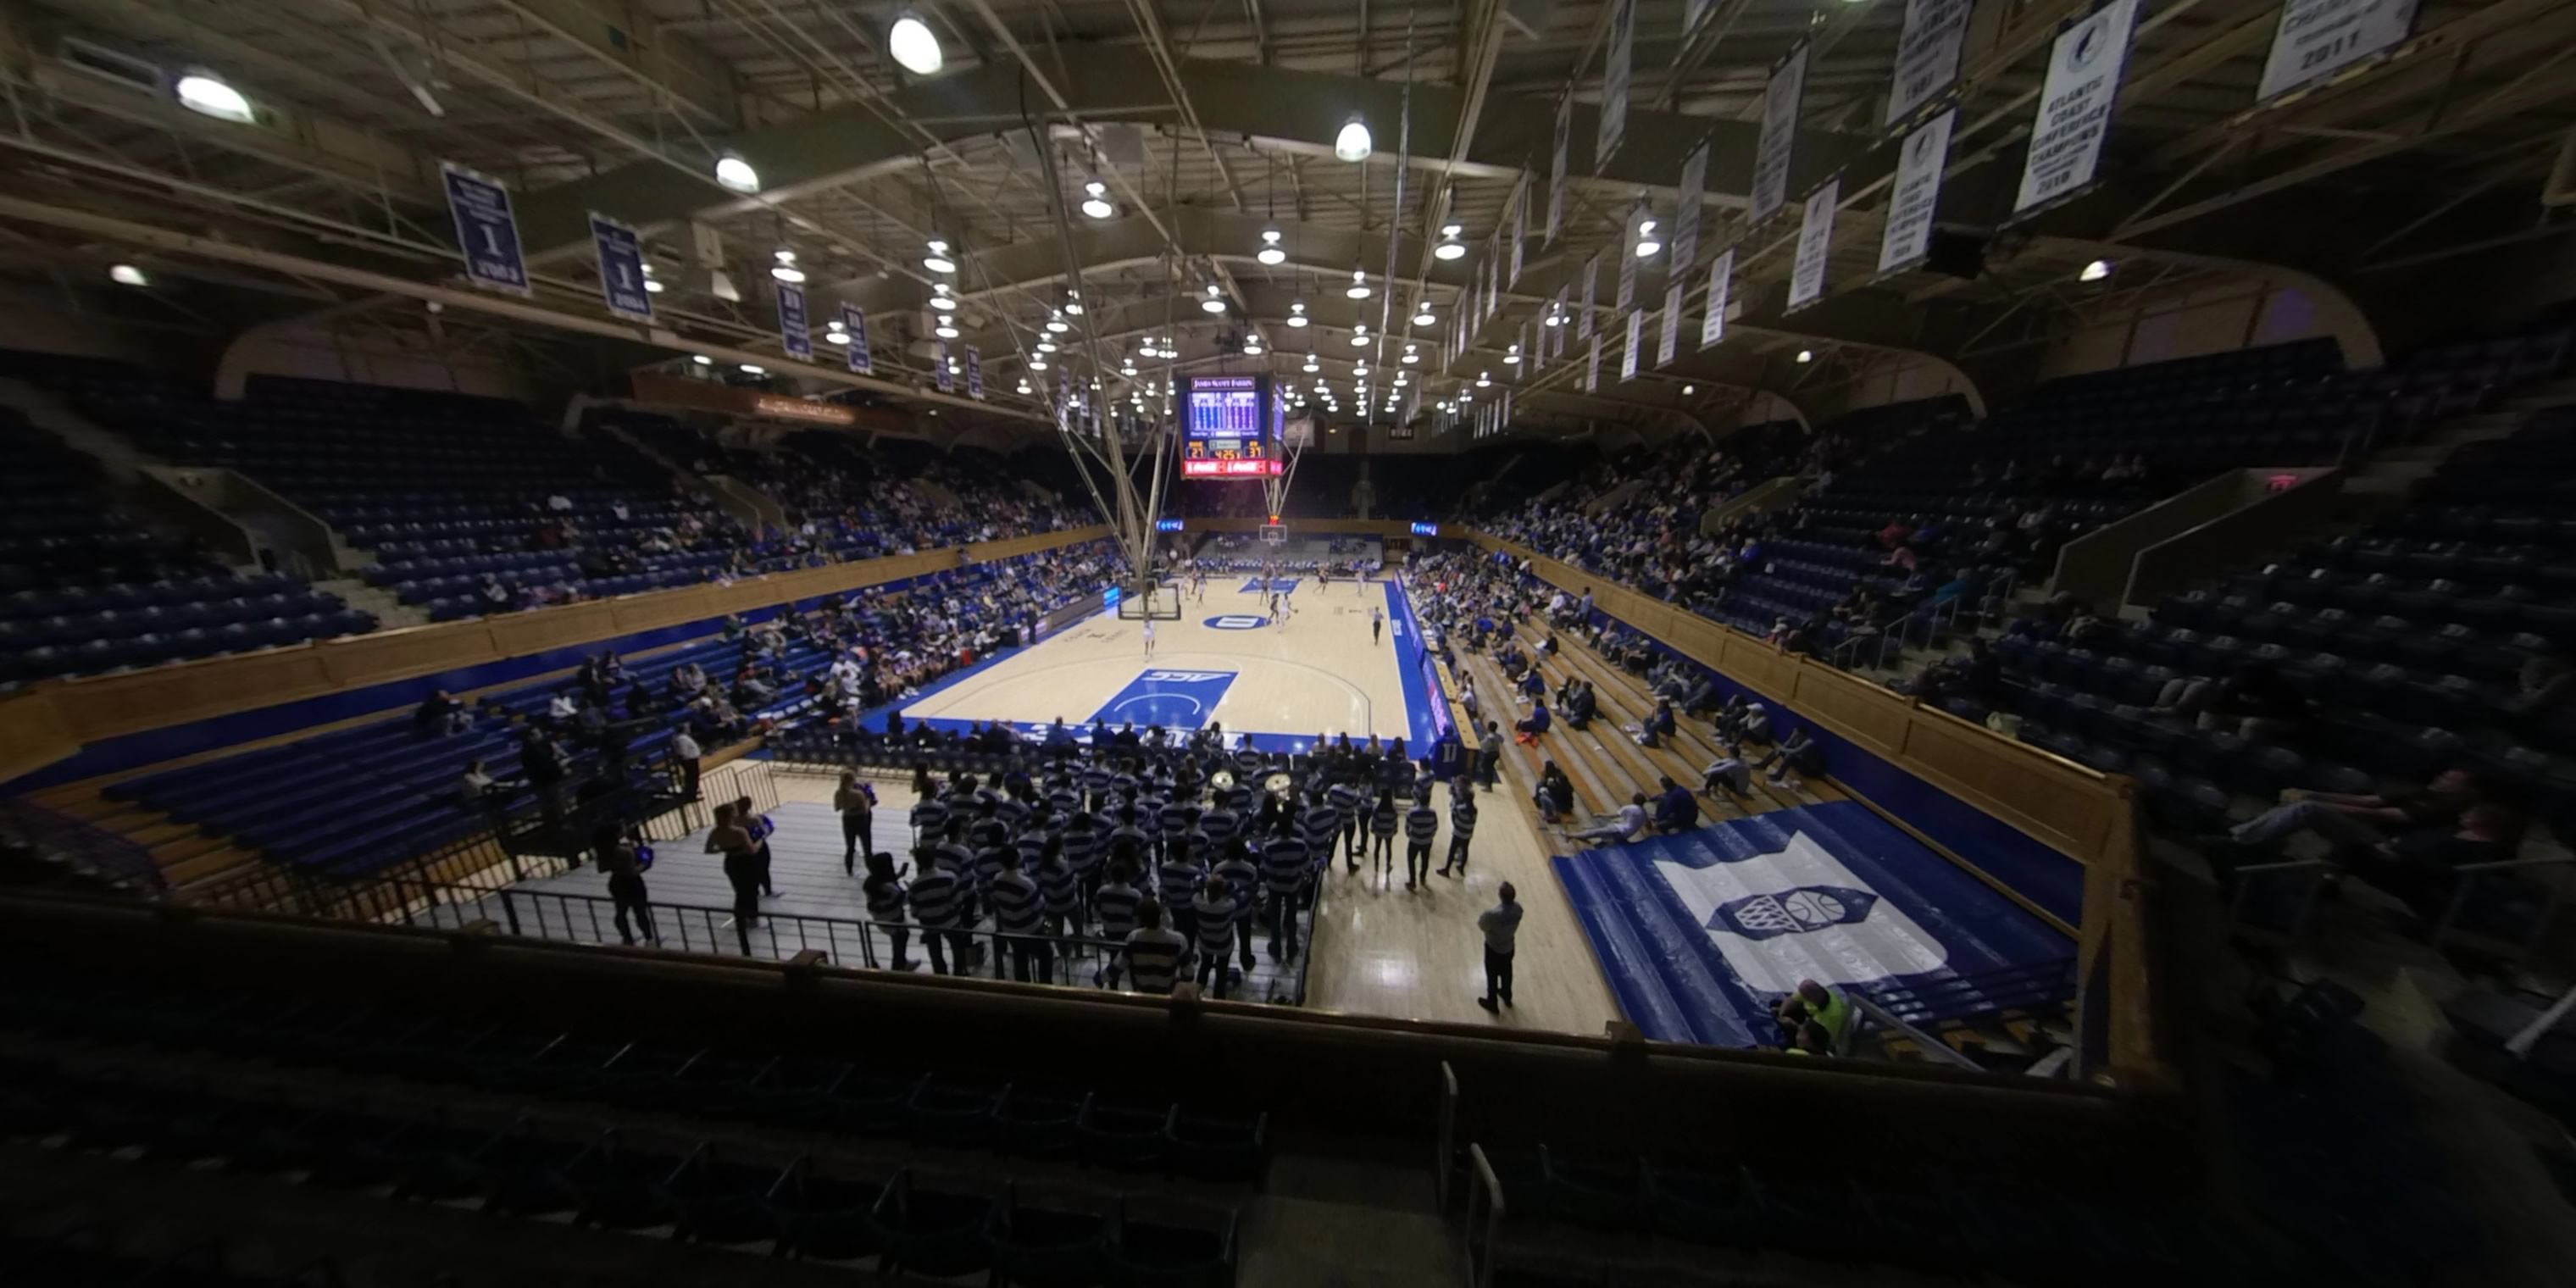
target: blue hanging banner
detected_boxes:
[934,340,953,392]
[965,345,984,400]
[587,212,652,323]
[776,280,813,360]
[841,304,872,374]
[441,162,529,296]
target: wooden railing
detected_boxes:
[2,525,1110,752]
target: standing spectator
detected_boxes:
[702,803,760,956]
[1213,841,1262,974]
[736,795,778,897]
[1367,789,1400,881]
[1191,875,1241,998]
[989,851,1051,984]
[670,730,702,801]
[1259,824,1309,959]
[863,851,919,971]
[1402,793,1439,890]
[1037,836,1083,937]
[415,689,471,737]
[1475,720,1503,789]
[835,772,875,874]
[1158,840,1205,944]
[595,824,654,947]
[1123,901,1188,996]
[907,847,969,976]
[1092,858,1146,987]
[1442,789,1478,877]
[1476,882,1523,1013]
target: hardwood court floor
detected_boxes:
[898,578,1415,743]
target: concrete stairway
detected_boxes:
[0,377,148,480]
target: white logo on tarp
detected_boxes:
[1654,830,1948,994]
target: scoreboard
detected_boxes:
[1180,374,1283,478]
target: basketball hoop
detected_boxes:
[1259,520,1287,547]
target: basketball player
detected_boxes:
[1268,586,1285,626]
[1369,605,1385,646]
[1142,617,1157,658]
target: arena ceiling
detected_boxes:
[0,0,2571,435]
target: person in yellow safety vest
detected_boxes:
[1771,979,1852,1052]
[1785,1021,1834,1058]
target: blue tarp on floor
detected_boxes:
[1552,801,2073,1047]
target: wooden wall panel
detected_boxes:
[1792,668,1912,755]
[49,650,338,741]
[0,690,77,783]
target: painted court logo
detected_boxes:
[1203,615,1268,630]
[1653,830,1947,993]
[1711,886,1879,940]
[1138,670,1231,683]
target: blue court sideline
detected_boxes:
[1553,801,2074,1048]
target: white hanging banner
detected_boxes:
[1878,108,1956,275]
[1615,205,1641,315]
[1748,43,1808,225]
[1578,251,1601,339]
[2013,0,2140,215]
[1485,252,1500,324]
[1672,139,1707,276]
[1585,333,1602,391]
[1547,92,1572,247]
[1549,286,1569,357]
[1518,321,1532,375]
[1657,282,1683,368]
[1886,0,1974,130]
[841,305,873,375]
[933,339,952,393]
[1598,0,1637,166]
[2259,0,2420,102]
[1788,177,1839,312]
[1701,247,1733,349]
[966,346,984,400]
[1509,179,1530,286]
[1502,387,1513,429]
[1620,310,1644,381]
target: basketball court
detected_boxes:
[895,575,1441,751]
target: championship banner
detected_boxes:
[966,345,984,400]
[589,212,652,323]
[1615,204,1641,316]
[1887,0,1973,130]
[1578,251,1601,339]
[1788,178,1839,312]
[1598,0,1637,166]
[1547,92,1572,247]
[933,339,952,392]
[1620,309,1644,381]
[2259,0,2419,102]
[1702,247,1732,349]
[2012,0,2140,215]
[1748,43,1808,225]
[841,305,872,375]
[1673,138,1707,275]
[1550,286,1570,357]
[441,163,529,295]
[1657,282,1683,368]
[1485,253,1500,323]
[776,280,813,360]
[1585,333,1602,391]
[1878,108,1956,275]
[1528,316,1543,373]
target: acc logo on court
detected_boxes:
[1141,669,1233,682]
[1202,615,1269,630]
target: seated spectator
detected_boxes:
[1771,979,1850,1049]
[1563,680,1597,732]
[1703,750,1752,798]
[1757,726,1822,786]
[2211,769,2483,853]
[1568,792,1649,846]
[2335,803,2527,919]
[1514,699,1552,745]
[1533,761,1575,822]
[414,689,470,737]
[1632,697,1677,750]
[1652,776,1698,834]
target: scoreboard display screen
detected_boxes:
[1180,375,1282,478]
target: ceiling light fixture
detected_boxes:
[928,287,957,311]
[643,278,665,293]
[1795,348,1814,364]
[1035,339,1058,353]
[1402,344,1419,364]
[1201,284,1227,314]
[739,363,765,374]
[770,263,806,284]
[1346,268,1370,299]
[1286,300,1309,328]
[108,264,149,287]
[1504,343,1521,365]
[1476,371,1491,387]
[935,321,959,339]
[1683,384,1696,395]
[1412,300,1435,327]
[1063,291,1084,315]
[2079,258,2114,282]
[1257,227,1287,266]
[1046,313,1070,333]
[175,73,254,124]
[714,153,759,192]
[922,239,957,275]
[1435,223,1467,261]
[1334,114,1373,163]
[1243,338,1263,355]
[888,12,943,75]
[1635,217,1663,258]
[1080,180,1113,220]
[690,354,712,365]
[1303,357,1319,373]
[1030,358,1048,370]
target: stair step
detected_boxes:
[149,830,226,863]
[167,847,261,889]
[128,820,198,847]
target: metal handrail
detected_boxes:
[1462,1142,1503,1288]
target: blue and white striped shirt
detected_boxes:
[1404,803,1439,844]
[989,870,1043,934]
[1094,882,1144,938]
[1261,838,1310,893]
[907,870,962,928]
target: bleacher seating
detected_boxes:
[0,409,370,685]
